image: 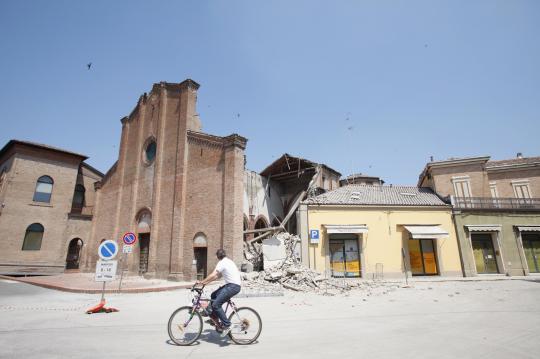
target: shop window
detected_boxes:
[33,176,54,203]
[22,223,44,250]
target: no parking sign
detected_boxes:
[122,232,136,245]
[98,240,119,261]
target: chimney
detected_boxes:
[516,152,523,159]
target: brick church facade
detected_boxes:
[0,79,247,280]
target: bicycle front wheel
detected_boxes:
[167,306,202,346]
[228,307,262,345]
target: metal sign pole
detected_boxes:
[101,281,106,302]
[118,252,127,291]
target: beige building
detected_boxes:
[0,140,103,275]
[419,154,540,276]
[299,185,462,279]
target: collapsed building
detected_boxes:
[243,154,341,270]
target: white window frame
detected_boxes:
[452,176,472,197]
[512,180,532,199]
[489,181,499,198]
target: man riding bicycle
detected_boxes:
[196,249,242,337]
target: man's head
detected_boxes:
[216,249,226,260]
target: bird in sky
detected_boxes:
[87,62,92,70]
[237,113,241,118]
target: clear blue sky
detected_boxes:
[1,1,539,185]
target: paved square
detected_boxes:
[1,279,539,359]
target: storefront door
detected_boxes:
[471,233,499,274]
[409,239,438,275]
[522,233,540,273]
[329,235,361,278]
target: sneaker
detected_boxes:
[220,326,231,337]
[200,307,212,317]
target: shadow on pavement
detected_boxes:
[165,339,201,347]
[164,329,232,348]
[201,329,232,347]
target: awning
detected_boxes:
[404,225,449,239]
[324,225,368,234]
[465,225,501,232]
[516,226,540,232]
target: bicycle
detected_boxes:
[167,284,262,345]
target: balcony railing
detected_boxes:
[451,196,540,211]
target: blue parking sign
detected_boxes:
[310,229,319,243]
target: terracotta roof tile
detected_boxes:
[305,185,447,206]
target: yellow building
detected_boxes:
[298,185,463,278]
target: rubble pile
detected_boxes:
[242,232,397,296]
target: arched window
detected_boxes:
[254,217,269,238]
[137,210,152,234]
[22,223,44,250]
[33,176,53,203]
[66,238,83,269]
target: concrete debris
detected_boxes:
[241,232,399,296]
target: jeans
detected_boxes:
[210,283,241,327]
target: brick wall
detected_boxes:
[431,162,489,197]
[0,148,98,275]
[487,168,540,198]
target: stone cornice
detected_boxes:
[187,131,227,149]
[187,131,248,151]
[224,134,248,150]
[427,156,490,168]
[486,162,540,172]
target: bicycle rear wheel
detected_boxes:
[228,307,262,345]
[167,306,202,346]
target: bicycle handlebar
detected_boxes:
[191,283,205,292]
